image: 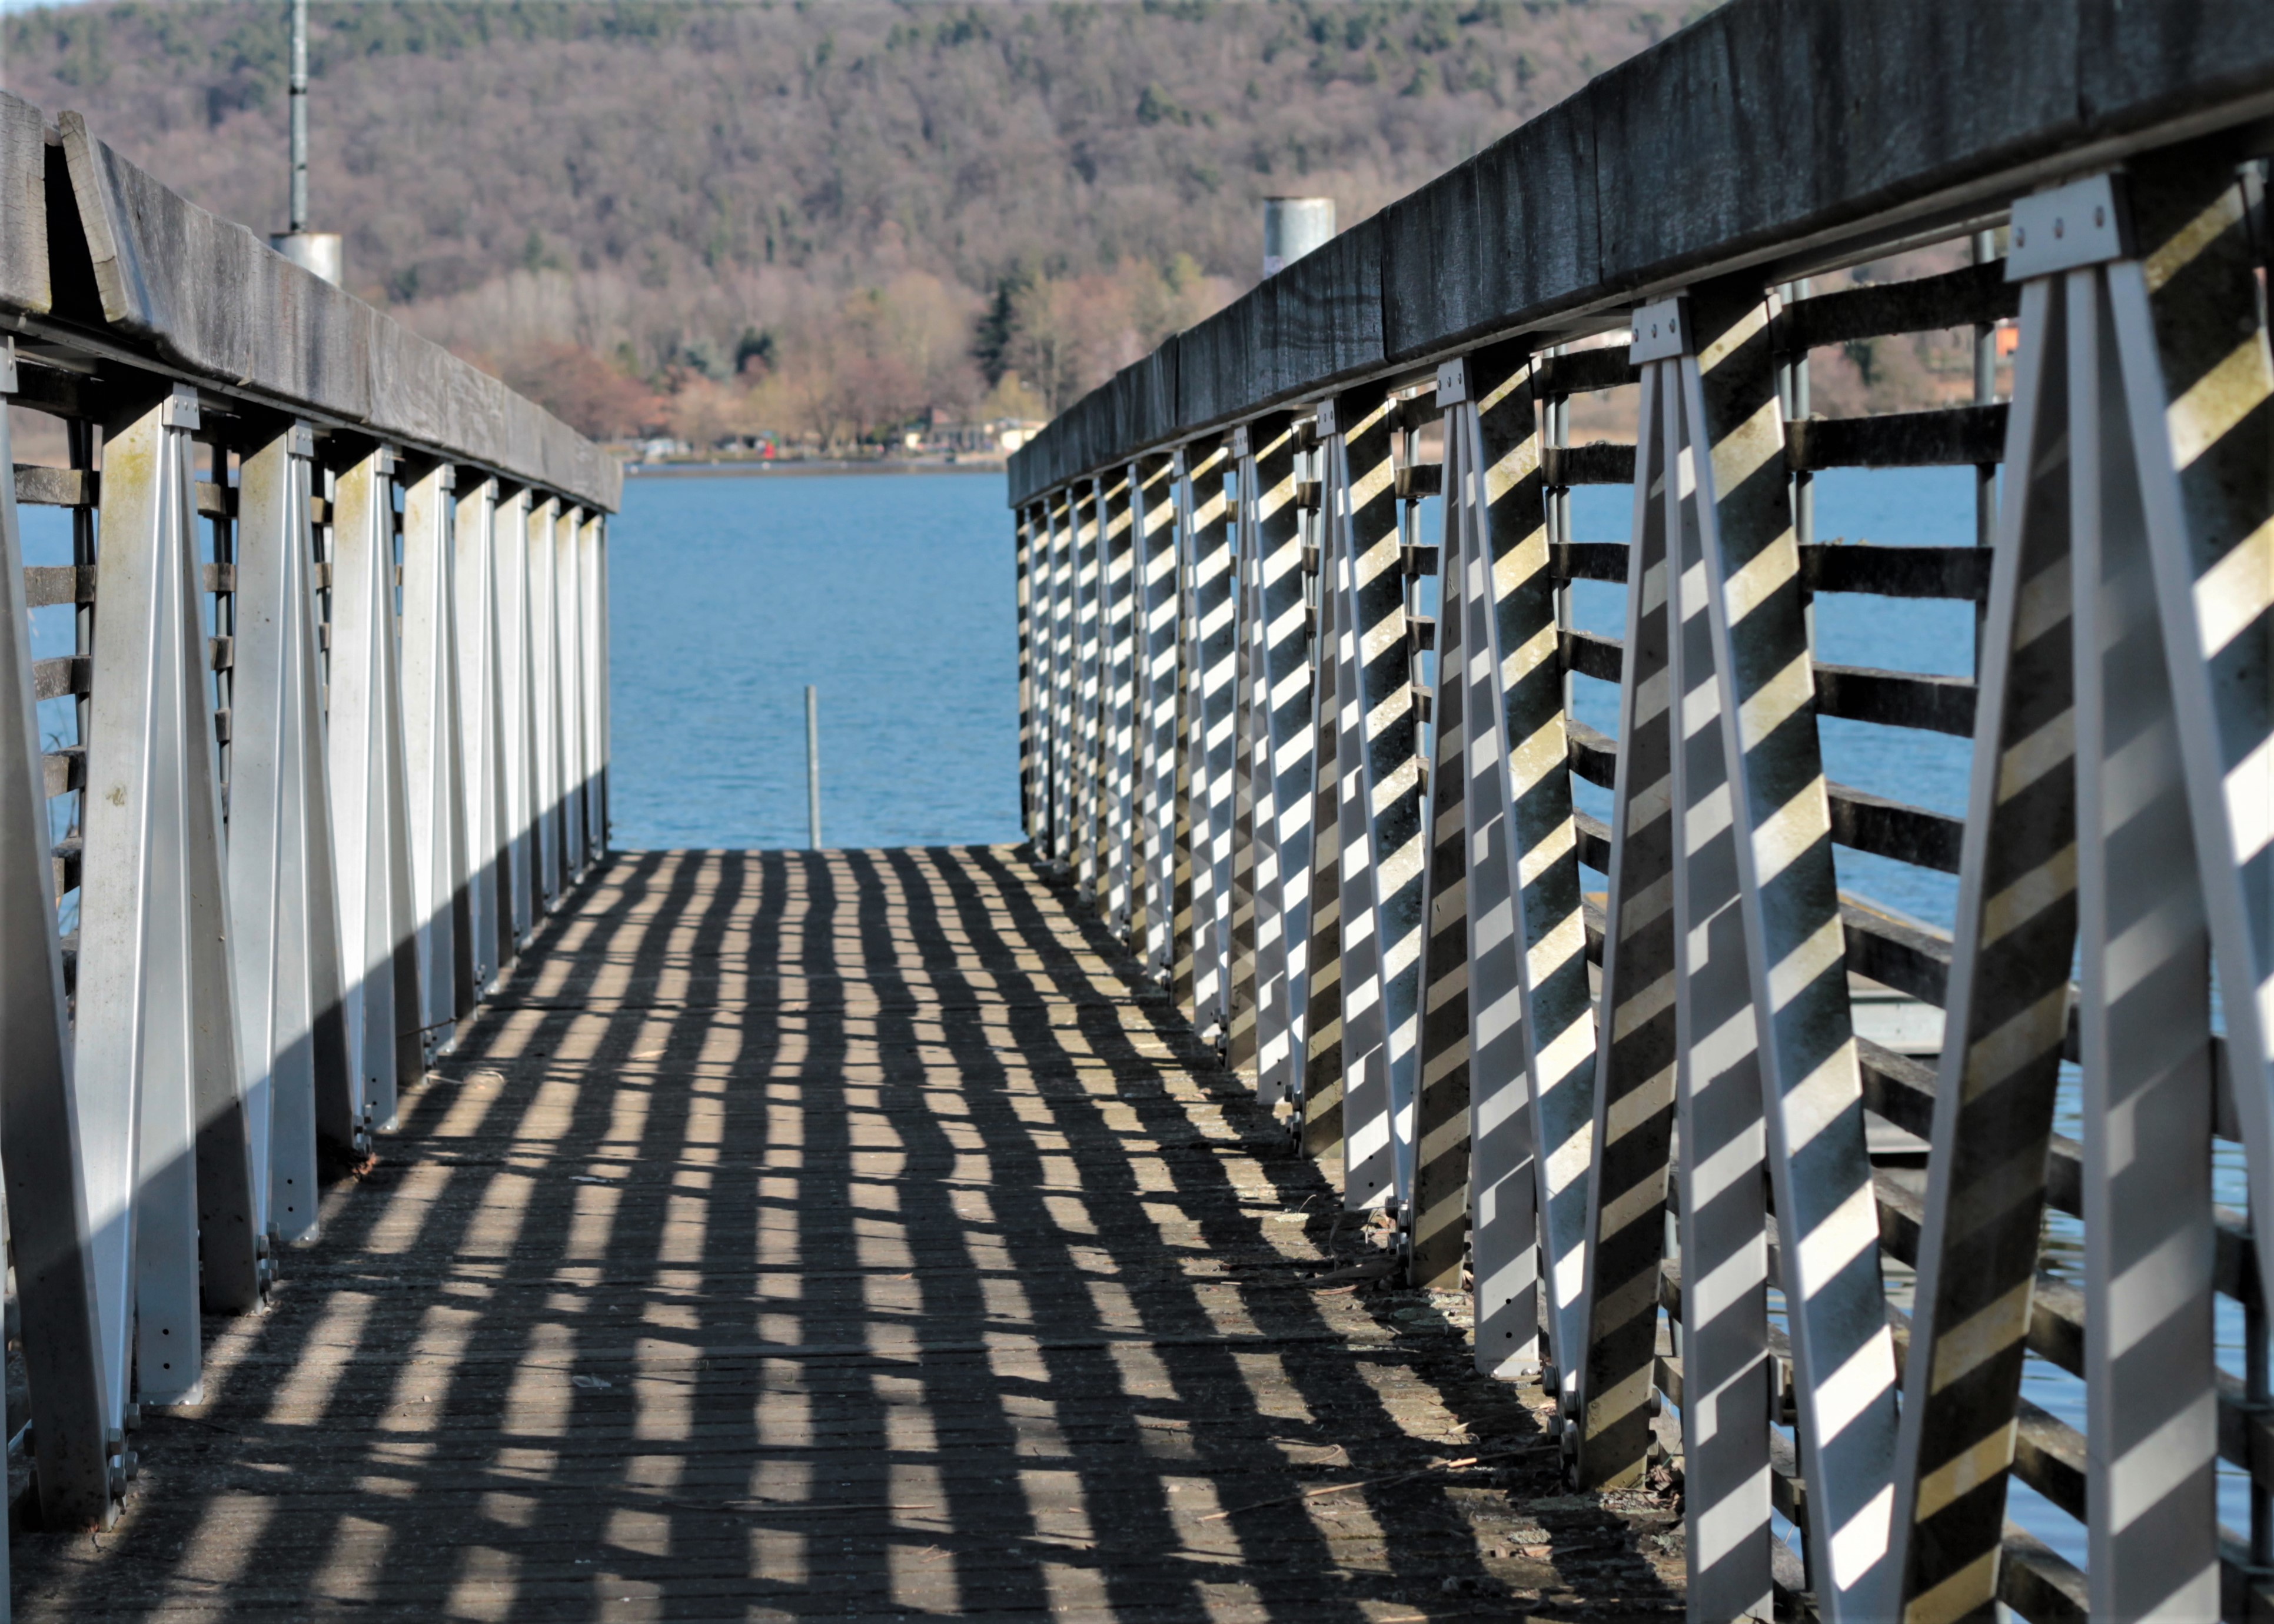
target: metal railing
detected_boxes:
[1009,5,2274,1619]
[0,91,617,1547]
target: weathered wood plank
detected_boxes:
[14,847,1685,1620]
[41,98,616,512]
[1010,0,2274,501]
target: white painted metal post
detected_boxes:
[2069,259,2219,1620]
[554,504,587,881]
[1644,339,1776,1620]
[229,422,341,1243]
[1680,284,1899,1620]
[0,340,113,1528]
[1134,459,1181,973]
[586,514,609,858]
[528,495,563,910]
[1178,440,1236,1044]
[1245,420,1312,1109]
[495,485,536,944]
[1320,390,1424,1214]
[79,385,260,1414]
[453,477,508,991]
[328,448,417,1134]
[401,462,467,1041]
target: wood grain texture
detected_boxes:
[0,89,49,315]
[1009,0,2274,505]
[13,847,1682,1622]
[37,97,614,514]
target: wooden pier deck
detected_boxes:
[14,847,1681,1622]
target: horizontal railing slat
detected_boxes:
[1805,542,1992,600]
[1535,347,1637,397]
[1541,442,1637,487]
[1567,721,1617,789]
[1825,778,1964,873]
[1814,661,1977,735]
[1839,894,1951,1005]
[41,744,82,798]
[22,565,94,608]
[1552,542,1631,584]
[1558,628,1625,684]
[1551,540,1992,601]
[13,465,93,507]
[1777,261,2020,352]
[12,464,238,518]
[32,655,91,701]
[2000,1524,2091,1624]
[1787,404,2009,470]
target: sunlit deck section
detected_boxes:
[14,848,1681,1620]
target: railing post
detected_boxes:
[328,445,418,1136]
[1683,276,1898,1619]
[528,495,563,910]
[1041,487,1073,864]
[230,421,347,1238]
[494,484,537,945]
[1226,425,1272,1090]
[577,508,607,868]
[1016,503,1035,841]
[79,384,262,1419]
[0,340,114,1527]
[1073,477,1104,906]
[401,461,468,1041]
[1319,384,1423,1214]
[1132,458,1179,973]
[1101,467,1138,934]
[555,504,588,883]
[1244,415,1309,1109]
[1176,435,1235,1046]
[1299,415,1345,1163]
[452,477,510,991]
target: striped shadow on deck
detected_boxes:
[13,847,1681,1622]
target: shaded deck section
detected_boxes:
[15,848,1681,1620]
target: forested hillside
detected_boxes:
[1,0,1699,443]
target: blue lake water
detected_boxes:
[607,470,1022,851]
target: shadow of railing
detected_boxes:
[13,845,1678,1620]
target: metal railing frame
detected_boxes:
[1011,6,2274,1619]
[0,90,617,1554]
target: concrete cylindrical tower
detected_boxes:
[268,232,343,285]
[1263,197,1335,278]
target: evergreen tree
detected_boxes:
[972,265,1033,387]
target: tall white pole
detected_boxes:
[288,0,308,234]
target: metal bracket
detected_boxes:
[2007,172,2130,279]
[0,337,16,395]
[1230,425,1249,459]
[1628,297,1689,364]
[284,422,315,458]
[1314,399,1337,437]
[160,384,201,431]
[1435,357,1468,407]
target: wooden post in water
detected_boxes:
[805,685,821,849]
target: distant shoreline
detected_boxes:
[621,460,1009,480]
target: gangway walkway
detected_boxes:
[13,848,1681,1620]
